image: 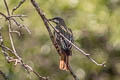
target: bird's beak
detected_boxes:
[48,19,52,21]
[48,19,56,23]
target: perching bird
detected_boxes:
[49,17,74,71]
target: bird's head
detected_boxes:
[49,17,66,26]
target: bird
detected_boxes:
[49,17,74,71]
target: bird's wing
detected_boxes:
[54,26,73,55]
[53,27,64,56]
[67,28,74,49]
[61,28,73,50]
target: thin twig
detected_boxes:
[0,12,26,22]
[10,30,21,36]
[12,0,26,15]
[9,15,27,21]
[0,12,8,19]
[4,0,22,61]
[10,18,31,34]
[10,15,27,18]
[68,66,79,80]
[0,45,14,54]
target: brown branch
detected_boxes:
[0,0,49,80]
[4,0,22,61]
[68,66,79,80]
[0,12,27,23]
[3,0,10,16]
[0,12,30,35]
[12,0,26,15]
[0,12,8,19]
[0,70,8,80]
[10,18,31,34]
[0,45,14,54]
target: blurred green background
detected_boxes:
[0,0,120,80]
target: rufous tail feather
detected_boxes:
[63,55,69,71]
[59,54,64,70]
[59,54,69,71]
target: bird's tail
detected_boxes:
[59,54,69,71]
